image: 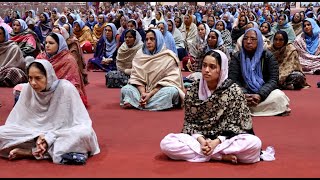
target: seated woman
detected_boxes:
[186,23,210,72]
[160,50,270,164]
[0,26,27,87]
[290,12,303,37]
[53,25,88,85]
[34,12,52,45]
[214,20,233,52]
[118,19,146,48]
[156,21,178,55]
[271,14,296,44]
[85,14,97,31]
[0,59,100,164]
[55,15,68,28]
[92,14,107,43]
[10,19,42,58]
[167,19,187,61]
[260,21,273,42]
[73,19,95,54]
[231,15,248,45]
[106,29,143,88]
[229,28,290,116]
[120,29,185,111]
[36,32,88,107]
[87,23,118,72]
[268,30,308,90]
[180,14,198,53]
[294,18,320,75]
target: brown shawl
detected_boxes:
[116,40,143,74]
[73,26,95,47]
[92,22,107,42]
[129,47,185,101]
[0,40,25,69]
[268,43,303,85]
[290,21,303,37]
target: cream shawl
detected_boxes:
[0,59,100,164]
[129,46,185,100]
[116,30,143,74]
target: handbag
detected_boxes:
[60,152,88,165]
[182,53,195,72]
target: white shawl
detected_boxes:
[0,60,100,164]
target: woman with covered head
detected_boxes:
[34,12,52,45]
[0,59,100,164]
[180,14,198,53]
[85,14,97,31]
[268,30,308,90]
[167,19,187,61]
[36,32,88,107]
[0,16,12,34]
[119,19,146,47]
[53,24,88,85]
[260,21,274,42]
[229,28,290,116]
[231,14,248,45]
[92,14,107,42]
[10,19,42,58]
[120,29,185,111]
[55,15,68,28]
[294,18,320,75]
[290,12,303,37]
[214,19,233,51]
[87,23,118,72]
[156,21,178,55]
[160,50,269,164]
[271,14,296,44]
[0,26,27,87]
[73,19,95,53]
[106,29,143,88]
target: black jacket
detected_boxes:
[228,50,279,101]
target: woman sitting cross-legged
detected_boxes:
[120,29,185,111]
[267,30,309,90]
[0,26,28,87]
[106,29,143,88]
[0,60,100,164]
[229,28,290,116]
[160,50,274,164]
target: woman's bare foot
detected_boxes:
[222,154,238,164]
[8,148,33,160]
[123,102,133,109]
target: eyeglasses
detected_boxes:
[243,37,258,41]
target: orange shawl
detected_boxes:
[73,26,95,47]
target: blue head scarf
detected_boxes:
[103,23,118,58]
[14,19,28,32]
[303,18,320,55]
[0,26,10,42]
[206,29,224,51]
[240,27,265,93]
[73,19,85,30]
[58,15,68,27]
[46,32,68,58]
[157,20,178,54]
[143,29,165,55]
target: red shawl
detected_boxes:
[36,50,88,107]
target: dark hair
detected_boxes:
[274,30,289,46]
[207,30,220,49]
[260,22,271,33]
[292,12,301,23]
[216,21,225,29]
[0,26,5,39]
[47,32,60,46]
[125,29,137,40]
[27,62,47,77]
[203,50,222,67]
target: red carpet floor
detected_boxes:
[0,53,320,177]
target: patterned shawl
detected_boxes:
[268,43,303,85]
[116,30,143,73]
[290,21,303,37]
[182,79,253,139]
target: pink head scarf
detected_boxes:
[198,49,229,101]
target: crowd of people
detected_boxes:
[0,1,319,165]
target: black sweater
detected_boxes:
[228,50,279,101]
